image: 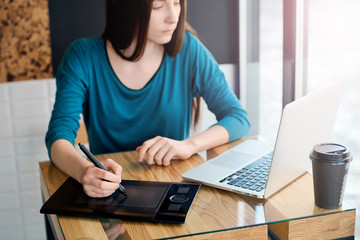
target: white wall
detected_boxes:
[0,78,55,239]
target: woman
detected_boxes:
[45,0,250,198]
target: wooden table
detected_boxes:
[40,139,356,239]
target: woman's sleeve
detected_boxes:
[189,34,251,142]
[45,40,89,158]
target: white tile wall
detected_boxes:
[0,139,15,157]
[0,226,25,240]
[0,156,16,174]
[0,84,9,101]
[0,193,21,210]
[0,104,11,121]
[0,120,13,138]
[0,174,18,192]
[0,210,22,227]
[9,80,49,101]
[0,78,55,240]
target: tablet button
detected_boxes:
[177,187,189,194]
[168,204,181,211]
[170,194,189,203]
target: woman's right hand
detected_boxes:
[81,158,123,198]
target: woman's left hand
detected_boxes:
[136,136,195,166]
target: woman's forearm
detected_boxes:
[185,125,230,155]
[50,139,92,184]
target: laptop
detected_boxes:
[182,79,345,199]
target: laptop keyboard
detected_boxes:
[219,151,273,192]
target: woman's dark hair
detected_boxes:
[102,0,200,125]
[102,0,189,60]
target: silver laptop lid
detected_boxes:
[264,79,345,198]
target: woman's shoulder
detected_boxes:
[182,31,210,55]
[183,31,200,48]
[62,37,105,63]
[176,31,201,59]
[180,31,215,64]
[69,37,104,51]
[58,37,105,76]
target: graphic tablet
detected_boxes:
[40,177,200,223]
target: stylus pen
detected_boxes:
[78,143,128,196]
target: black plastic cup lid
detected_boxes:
[310,143,352,163]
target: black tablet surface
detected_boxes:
[40,178,200,223]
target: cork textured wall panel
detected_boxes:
[0,0,53,82]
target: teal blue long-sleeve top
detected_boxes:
[45,32,250,156]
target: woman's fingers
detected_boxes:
[102,158,123,180]
[137,136,161,163]
[81,159,123,198]
[137,137,192,166]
